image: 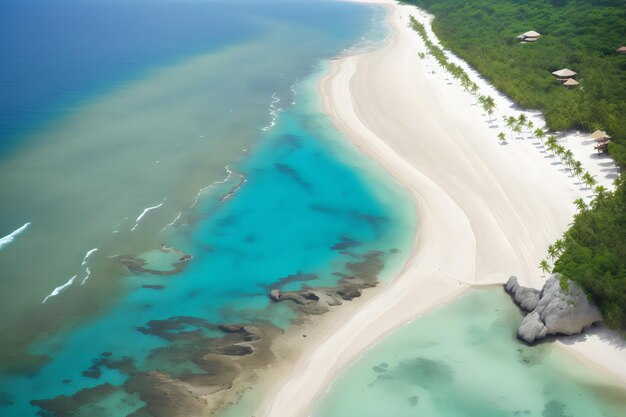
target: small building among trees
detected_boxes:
[563,78,579,88]
[517,30,541,42]
[591,129,611,153]
[551,68,577,82]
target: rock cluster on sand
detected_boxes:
[504,274,602,344]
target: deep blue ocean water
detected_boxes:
[0,0,373,150]
[0,0,412,415]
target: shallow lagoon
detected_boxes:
[313,289,626,417]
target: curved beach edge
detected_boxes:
[256,1,626,416]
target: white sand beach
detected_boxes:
[256,0,626,415]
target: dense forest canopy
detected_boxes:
[404,0,626,166]
[403,0,626,330]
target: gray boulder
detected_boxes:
[536,274,603,336]
[518,311,548,343]
[504,273,602,344]
[504,276,540,312]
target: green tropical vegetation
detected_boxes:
[403,0,626,166]
[403,0,626,330]
[554,177,626,330]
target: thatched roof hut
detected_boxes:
[523,31,541,38]
[552,68,577,78]
[617,46,626,54]
[563,78,579,88]
[591,130,611,153]
[591,130,611,141]
[552,68,577,81]
[518,30,541,42]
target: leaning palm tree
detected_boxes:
[539,259,551,276]
[482,96,496,122]
[594,185,608,202]
[534,128,546,146]
[545,136,558,157]
[547,244,557,261]
[504,116,516,139]
[573,161,584,185]
[573,197,587,212]
[460,77,470,93]
[582,172,597,190]
[554,145,566,164]
[563,149,575,174]
[469,83,479,103]
[554,239,565,257]
[517,113,527,131]
[513,123,523,140]
[526,119,534,136]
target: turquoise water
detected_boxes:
[313,289,626,417]
[0,1,414,414]
[0,0,391,373]
[0,71,415,416]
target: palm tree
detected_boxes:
[460,77,470,93]
[573,197,587,212]
[563,149,575,174]
[513,123,522,140]
[582,172,597,190]
[482,96,496,122]
[554,145,566,164]
[534,128,546,146]
[498,131,506,144]
[517,113,527,132]
[469,83,479,103]
[526,119,534,136]
[547,244,557,261]
[545,136,558,157]
[594,185,608,202]
[572,161,584,185]
[478,95,487,110]
[504,116,517,139]
[554,239,565,257]
[539,259,551,276]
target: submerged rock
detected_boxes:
[505,274,602,344]
[269,289,281,302]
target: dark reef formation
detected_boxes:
[268,251,385,314]
[115,245,193,276]
[32,247,394,417]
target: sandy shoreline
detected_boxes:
[256,0,625,415]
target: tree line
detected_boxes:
[405,1,626,331]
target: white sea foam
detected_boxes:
[160,212,182,232]
[81,268,92,285]
[131,200,166,231]
[0,222,31,251]
[80,248,99,284]
[289,83,298,104]
[191,165,233,208]
[81,248,98,265]
[42,275,76,303]
[261,93,283,131]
